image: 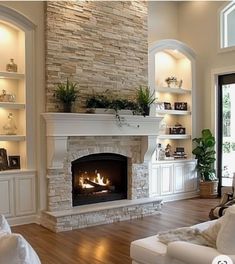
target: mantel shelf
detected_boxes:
[155,110,191,115]
[0,102,25,109]
[0,71,25,79]
[0,135,26,141]
[156,87,191,94]
[158,134,191,140]
[42,113,163,136]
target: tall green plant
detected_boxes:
[55,78,78,112]
[136,86,155,116]
[192,129,216,181]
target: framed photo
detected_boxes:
[156,102,165,110]
[174,102,187,111]
[169,127,186,134]
[8,155,20,170]
[164,102,172,110]
[0,148,8,171]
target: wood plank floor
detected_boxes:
[12,198,219,264]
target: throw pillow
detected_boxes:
[216,205,235,254]
[0,233,41,264]
[0,215,11,233]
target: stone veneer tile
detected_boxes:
[45,1,147,112]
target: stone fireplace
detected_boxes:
[41,113,162,232]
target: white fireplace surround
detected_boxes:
[41,113,163,231]
[43,113,163,169]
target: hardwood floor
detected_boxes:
[12,198,219,264]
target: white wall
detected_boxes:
[178,1,235,132]
[0,2,46,211]
[148,1,179,45]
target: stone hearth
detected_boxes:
[41,113,162,232]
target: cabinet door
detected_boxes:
[185,162,198,192]
[161,164,173,195]
[0,177,14,217]
[174,163,185,193]
[150,164,161,196]
[15,175,36,216]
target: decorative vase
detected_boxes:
[199,181,218,198]
[63,102,72,113]
[3,113,17,135]
[6,59,18,72]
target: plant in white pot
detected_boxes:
[192,129,218,198]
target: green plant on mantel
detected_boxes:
[136,86,155,116]
[55,78,79,112]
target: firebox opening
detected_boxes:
[72,153,128,206]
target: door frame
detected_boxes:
[211,66,235,195]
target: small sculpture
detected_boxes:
[6,59,18,72]
[0,90,16,102]
[165,76,183,88]
[165,144,172,157]
[3,113,17,135]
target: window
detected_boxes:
[221,2,235,49]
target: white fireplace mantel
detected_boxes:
[42,113,163,169]
[42,113,162,136]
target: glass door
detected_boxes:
[218,74,235,195]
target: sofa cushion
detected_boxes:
[0,215,11,233]
[216,205,235,254]
[130,235,167,264]
[0,233,41,264]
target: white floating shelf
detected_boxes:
[156,109,191,115]
[0,71,25,80]
[158,134,191,140]
[156,87,191,94]
[0,135,26,141]
[0,102,25,109]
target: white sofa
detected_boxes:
[130,206,235,264]
[0,215,41,264]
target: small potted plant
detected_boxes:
[136,86,155,116]
[192,129,218,198]
[55,78,78,112]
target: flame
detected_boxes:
[80,172,109,189]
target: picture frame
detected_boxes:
[0,148,8,171]
[169,127,186,134]
[156,102,165,110]
[174,102,187,111]
[8,155,20,170]
[164,102,172,110]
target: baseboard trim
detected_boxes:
[7,214,40,226]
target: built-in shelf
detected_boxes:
[158,134,191,140]
[155,109,191,115]
[0,169,36,176]
[0,102,25,109]
[156,87,191,94]
[0,135,26,141]
[0,71,25,80]
[153,158,195,164]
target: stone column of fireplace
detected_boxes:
[47,136,149,212]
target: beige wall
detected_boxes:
[0,2,46,210]
[148,1,179,45]
[178,1,235,131]
[148,1,235,134]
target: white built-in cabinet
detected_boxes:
[150,160,198,200]
[149,40,198,200]
[0,10,36,223]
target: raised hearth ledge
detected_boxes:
[44,197,162,217]
[41,197,162,232]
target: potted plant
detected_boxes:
[136,86,155,116]
[192,129,218,198]
[55,78,78,112]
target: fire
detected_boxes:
[80,172,110,189]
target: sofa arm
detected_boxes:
[167,241,220,264]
